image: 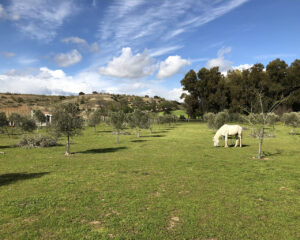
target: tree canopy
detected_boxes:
[181,58,300,118]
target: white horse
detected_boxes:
[213,124,243,147]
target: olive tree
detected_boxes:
[20,117,37,133]
[88,109,102,133]
[0,112,8,135]
[110,111,126,143]
[127,109,149,137]
[52,103,84,155]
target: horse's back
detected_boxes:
[223,124,242,135]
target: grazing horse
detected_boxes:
[213,124,243,147]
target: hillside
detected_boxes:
[0,92,182,117]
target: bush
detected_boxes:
[20,117,37,132]
[266,113,280,127]
[281,112,300,128]
[214,111,230,129]
[203,112,215,129]
[18,135,58,148]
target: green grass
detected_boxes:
[0,123,299,239]
[158,109,188,118]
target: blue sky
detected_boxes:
[0,0,299,100]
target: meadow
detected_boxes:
[0,122,299,239]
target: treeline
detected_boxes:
[181,58,300,118]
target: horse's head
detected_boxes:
[213,136,219,147]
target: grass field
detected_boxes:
[0,123,299,239]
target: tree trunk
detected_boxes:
[137,130,140,138]
[257,126,264,159]
[94,126,97,133]
[150,127,152,134]
[65,134,70,156]
[116,131,119,144]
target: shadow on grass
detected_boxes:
[263,150,282,157]
[215,144,250,148]
[0,145,14,149]
[152,130,168,134]
[0,172,50,187]
[97,130,112,133]
[143,134,166,138]
[131,140,148,143]
[76,147,127,154]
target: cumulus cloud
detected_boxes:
[99,47,157,78]
[233,64,253,71]
[157,56,190,79]
[206,46,233,72]
[55,49,82,67]
[0,67,92,95]
[4,0,77,41]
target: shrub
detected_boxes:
[266,113,280,127]
[214,111,230,129]
[18,135,58,148]
[203,112,215,129]
[281,112,300,128]
[20,117,37,132]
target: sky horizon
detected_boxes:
[0,0,299,101]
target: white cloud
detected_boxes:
[62,36,87,45]
[55,49,82,67]
[206,46,233,73]
[99,0,249,48]
[5,0,77,41]
[0,4,4,18]
[149,45,184,57]
[18,57,38,65]
[0,67,92,95]
[233,64,253,71]
[157,56,190,79]
[141,87,186,102]
[0,66,186,101]
[1,52,16,58]
[62,37,99,53]
[99,47,157,78]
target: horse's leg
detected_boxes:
[234,137,238,147]
[239,135,242,147]
[225,134,228,147]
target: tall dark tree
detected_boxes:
[181,70,201,118]
[266,58,288,100]
[287,59,300,111]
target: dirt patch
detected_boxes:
[167,216,180,230]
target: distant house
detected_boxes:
[30,110,52,126]
[43,111,52,124]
